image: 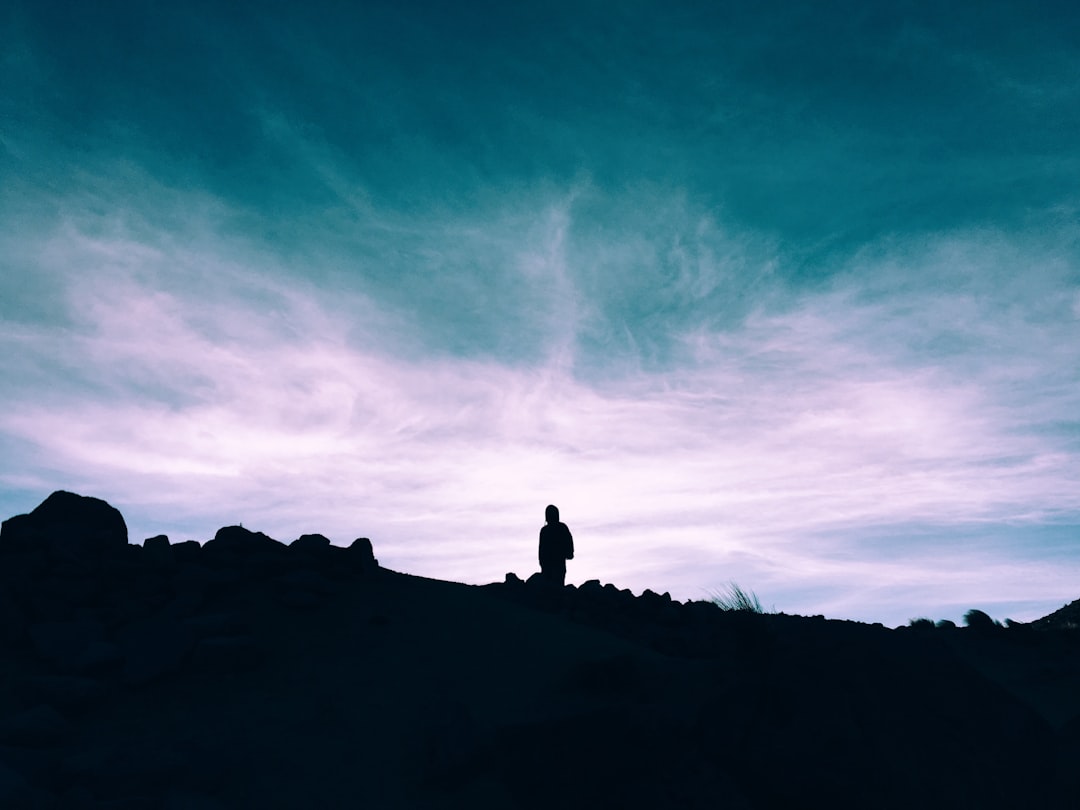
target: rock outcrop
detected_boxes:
[0,490,127,561]
[0,491,387,807]
[0,490,1076,809]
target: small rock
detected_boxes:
[142,535,174,566]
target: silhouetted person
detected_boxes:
[538,504,574,586]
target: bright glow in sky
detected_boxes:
[2,1,1079,626]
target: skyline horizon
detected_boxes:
[2,486,1075,629]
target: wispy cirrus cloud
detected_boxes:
[2,168,1078,626]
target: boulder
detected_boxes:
[142,534,174,566]
[203,526,283,555]
[346,537,378,571]
[290,533,331,554]
[0,491,128,562]
[579,578,602,592]
[639,588,666,617]
[525,572,546,588]
[170,540,202,563]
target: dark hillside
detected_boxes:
[0,492,1076,809]
[1033,598,1080,631]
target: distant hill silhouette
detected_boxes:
[1033,598,1080,631]
[0,491,1077,808]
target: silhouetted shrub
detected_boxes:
[963,609,999,630]
[709,582,763,613]
[935,619,957,629]
[908,617,934,629]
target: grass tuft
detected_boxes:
[709,581,765,614]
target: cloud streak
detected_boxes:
[2,172,1078,627]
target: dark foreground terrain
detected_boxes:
[1,491,1079,809]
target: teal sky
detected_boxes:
[2,1,1079,625]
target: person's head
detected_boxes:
[545,504,559,524]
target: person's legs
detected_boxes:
[540,563,565,587]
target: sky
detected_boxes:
[2,1,1079,626]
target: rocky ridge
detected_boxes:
[0,490,1077,809]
